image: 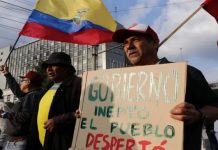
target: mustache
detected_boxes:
[127,48,137,52]
[126,45,136,51]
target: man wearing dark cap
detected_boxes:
[112,24,218,150]
[0,65,44,150]
[32,52,81,150]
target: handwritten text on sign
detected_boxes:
[71,63,186,150]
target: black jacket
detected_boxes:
[4,73,44,136]
[28,75,81,150]
[160,58,218,150]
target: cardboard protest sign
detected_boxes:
[70,62,187,150]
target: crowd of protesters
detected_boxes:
[0,25,217,150]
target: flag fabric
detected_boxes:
[20,0,117,45]
[37,84,59,146]
[202,0,218,23]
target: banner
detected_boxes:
[71,62,187,150]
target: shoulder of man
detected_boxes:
[159,58,203,79]
[23,89,44,102]
[187,65,204,81]
[28,88,44,95]
[61,75,82,87]
[159,57,172,64]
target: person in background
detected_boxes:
[33,52,81,150]
[0,66,44,150]
[0,89,10,150]
[214,120,218,142]
[112,24,218,150]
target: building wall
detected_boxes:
[2,89,18,103]
[2,40,126,102]
[7,40,126,81]
[0,46,10,65]
[0,46,10,89]
[105,42,127,69]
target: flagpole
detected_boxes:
[4,34,21,65]
[159,4,203,47]
[92,45,98,70]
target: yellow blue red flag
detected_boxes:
[20,0,117,45]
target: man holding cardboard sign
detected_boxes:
[112,24,218,150]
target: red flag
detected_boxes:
[202,0,218,23]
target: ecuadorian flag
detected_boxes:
[20,0,117,45]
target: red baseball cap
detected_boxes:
[112,23,159,43]
[19,71,43,85]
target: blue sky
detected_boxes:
[0,0,217,83]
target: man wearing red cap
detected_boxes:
[112,24,218,150]
[0,65,44,150]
